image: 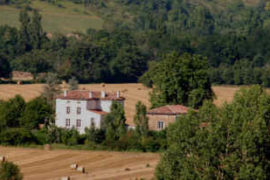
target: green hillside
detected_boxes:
[0,0,103,33]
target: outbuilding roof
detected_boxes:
[57,90,125,101]
[147,105,190,115]
[89,109,108,115]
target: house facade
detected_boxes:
[147,105,189,131]
[55,90,125,134]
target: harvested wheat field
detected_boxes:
[0,83,257,125]
[0,146,159,180]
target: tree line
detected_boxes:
[0,8,149,83]
[1,0,270,86]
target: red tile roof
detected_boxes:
[147,105,189,115]
[89,110,108,115]
[57,90,125,101]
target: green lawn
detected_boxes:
[0,0,104,34]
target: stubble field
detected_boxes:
[0,146,159,180]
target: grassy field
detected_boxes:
[0,0,103,34]
[0,83,253,125]
[0,146,159,180]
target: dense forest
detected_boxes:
[1,0,270,86]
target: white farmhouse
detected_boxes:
[55,90,125,134]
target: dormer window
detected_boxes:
[66,107,70,114]
[77,107,81,114]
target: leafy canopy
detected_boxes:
[141,52,214,108]
[134,101,149,137]
[0,161,23,180]
[104,102,126,142]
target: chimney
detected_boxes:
[64,90,68,97]
[101,91,106,98]
[116,91,120,98]
[89,91,93,98]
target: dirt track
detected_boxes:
[0,146,159,180]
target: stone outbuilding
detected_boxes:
[147,105,190,131]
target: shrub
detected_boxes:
[0,128,36,145]
[0,161,23,180]
[85,127,105,144]
[32,129,48,145]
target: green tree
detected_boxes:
[0,161,23,180]
[0,95,25,130]
[42,73,61,107]
[20,96,53,130]
[68,76,79,90]
[156,86,270,179]
[0,54,11,78]
[110,46,148,82]
[18,8,31,52]
[85,126,105,144]
[142,52,214,108]
[134,101,149,137]
[0,128,35,145]
[104,102,126,142]
[28,9,45,49]
[12,50,52,78]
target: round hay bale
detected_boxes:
[76,166,85,173]
[60,177,70,180]
[70,164,78,169]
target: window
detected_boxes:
[77,107,81,115]
[66,107,70,114]
[157,121,164,130]
[90,118,95,127]
[66,119,70,127]
[76,119,81,128]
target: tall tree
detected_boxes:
[29,10,44,49]
[156,86,270,179]
[104,102,126,142]
[142,52,214,108]
[134,101,149,137]
[18,8,31,52]
[42,73,61,107]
